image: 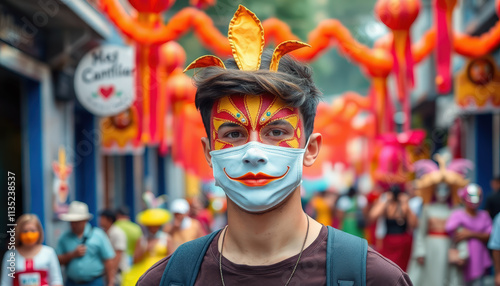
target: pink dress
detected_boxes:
[445,209,492,281]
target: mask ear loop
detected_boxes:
[303,136,311,150]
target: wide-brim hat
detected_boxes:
[59,201,94,222]
[136,208,171,226]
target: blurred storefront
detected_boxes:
[457,0,500,202]
[412,0,500,203]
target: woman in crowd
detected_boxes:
[121,208,171,286]
[369,185,418,271]
[1,214,63,286]
[446,184,492,286]
[408,155,472,286]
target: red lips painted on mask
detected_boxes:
[223,166,290,187]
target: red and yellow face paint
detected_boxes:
[210,94,304,150]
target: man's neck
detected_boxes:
[219,189,322,266]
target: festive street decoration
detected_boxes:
[98,0,500,184]
[413,154,473,205]
[74,45,135,116]
[455,56,500,111]
[52,148,72,215]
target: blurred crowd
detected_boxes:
[2,176,500,286]
[305,175,500,286]
[1,195,223,286]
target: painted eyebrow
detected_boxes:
[266,120,290,126]
[218,122,241,129]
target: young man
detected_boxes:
[139,6,411,285]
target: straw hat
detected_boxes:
[59,201,93,222]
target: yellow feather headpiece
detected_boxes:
[184,5,310,72]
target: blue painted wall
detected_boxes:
[25,78,45,229]
[74,109,97,226]
[475,114,493,208]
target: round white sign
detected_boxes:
[74,45,135,116]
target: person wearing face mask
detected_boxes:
[1,214,63,286]
[121,208,171,286]
[407,155,473,286]
[446,184,493,286]
[138,5,412,286]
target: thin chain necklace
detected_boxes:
[219,214,310,286]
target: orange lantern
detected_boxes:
[159,41,186,74]
[375,0,420,131]
[128,0,175,13]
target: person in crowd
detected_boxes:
[488,212,500,286]
[306,189,338,227]
[446,184,493,286]
[164,198,204,253]
[369,185,418,271]
[189,194,213,235]
[99,209,128,285]
[138,5,412,285]
[56,201,116,286]
[1,214,63,286]
[407,155,472,286]
[114,206,143,267]
[486,175,500,219]
[121,208,171,286]
[336,186,368,238]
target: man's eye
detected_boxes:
[227,131,242,138]
[268,130,285,136]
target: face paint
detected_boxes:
[210,94,303,150]
[435,183,450,202]
[459,184,483,209]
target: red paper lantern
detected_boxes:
[160,41,186,74]
[128,0,175,13]
[497,0,500,17]
[166,71,196,104]
[375,0,420,31]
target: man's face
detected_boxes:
[70,220,87,235]
[99,216,112,231]
[210,94,305,150]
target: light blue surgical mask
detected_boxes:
[210,140,308,213]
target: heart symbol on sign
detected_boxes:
[99,86,114,99]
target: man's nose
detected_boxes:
[242,148,268,166]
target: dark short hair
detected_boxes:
[193,49,322,142]
[116,206,130,217]
[100,209,116,223]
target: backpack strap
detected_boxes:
[160,230,221,286]
[326,226,367,286]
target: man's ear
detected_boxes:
[201,137,213,168]
[303,133,322,167]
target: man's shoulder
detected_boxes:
[366,248,412,286]
[137,255,171,285]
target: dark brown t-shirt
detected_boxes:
[138,226,412,285]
